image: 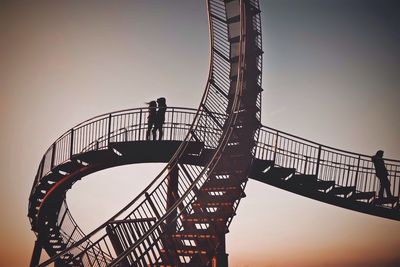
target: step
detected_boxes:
[52,159,83,174]
[288,174,317,185]
[197,193,243,204]
[43,171,65,183]
[173,232,217,240]
[252,166,295,182]
[350,191,376,201]
[229,131,256,143]
[200,184,241,192]
[192,199,234,208]
[182,210,235,223]
[373,196,399,205]
[250,159,274,174]
[210,166,247,176]
[201,177,247,190]
[198,190,244,201]
[329,186,356,197]
[160,248,207,256]
[313,180,336,192]
[72,149,119,164]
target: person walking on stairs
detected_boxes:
[372,150,393,200]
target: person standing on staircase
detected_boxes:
[146,100,157,140]
[372,150,393,199]
[153,97,167,140]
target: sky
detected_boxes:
[0,0,399,266]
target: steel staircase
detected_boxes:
[28,0,399,266]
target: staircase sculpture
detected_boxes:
[28,1,399,266]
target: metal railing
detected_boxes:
[32,0,255,265]
[30,107,222,198]
[255,126,400,205]
[30,107,400,266]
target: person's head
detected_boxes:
[147,101,157,108]
[157,97,166,106]
[375,150,384,158]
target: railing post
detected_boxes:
[29,239,43,267]
[397,170,400,207]
[50,143,56,170]
[139,109,142,140]
[58,206,69,227]
[107,114,112,148]
[273,132,279,163]
[354,155,361,190]
[38,157,45,182]
[145,192,161,219]
[70,129,74,158]
[346,165,351,186]
[170,108,174,140]
[66,226,77,247]
[303,156,308,174]
[315,145,322,177]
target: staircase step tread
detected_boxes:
[161,248,208,256]
[72,149,119,164]
[192,200,234,207]
[373,196,398,205]
[253,166,295,181]
[350,191,376,200]
[182,211,234,222]
[313,180,336,191]
[172,232,217,239]
[288,174,317,184]
[251,159,274,173]
[198,192,244,202]
[329,186,356,196]
[201,177,247,189]
[52,160,83,174]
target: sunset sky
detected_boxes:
[1,1,399,266]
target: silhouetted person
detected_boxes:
[153,97,167,140]
[372,150,393,199]
[146,101,157,140]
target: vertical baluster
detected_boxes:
[139,109,143,140]
[50,143,56,170]
[70,129,74,158]
[396,170,400,207]
[273,132,279,164]
[354,155,361,190]
[315,145,322,177]
[107,114,112,148]
[170,108,174,140]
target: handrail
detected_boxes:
[30,105,399,194]
[261,125,400,163]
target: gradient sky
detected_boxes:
[1,1,399,266]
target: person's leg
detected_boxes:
[146,124,152,140]
[384,179,393,197]
[159,124,164,140]
[152,126,157,140]
[379,182,384,198]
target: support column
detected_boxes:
[30,239,42,267]
[212,234,229,267]
[166,164,179,227]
